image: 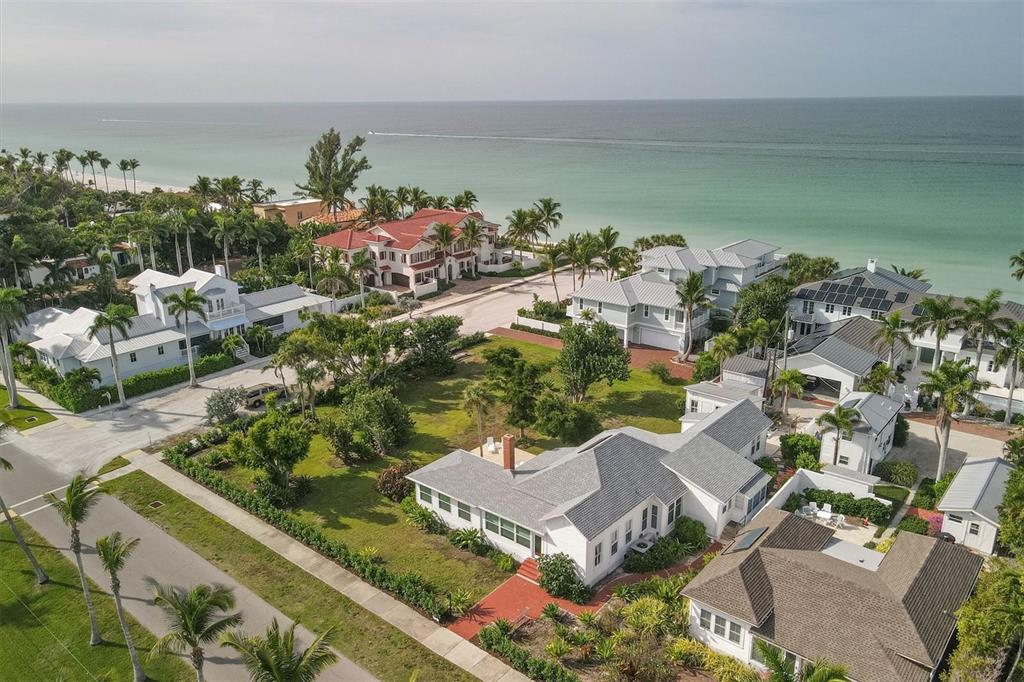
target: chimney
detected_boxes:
[501,434,516,471]
[214,264,227,278]
[866,258,877,273]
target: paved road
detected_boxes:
[0,441,375,682]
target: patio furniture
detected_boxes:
[832,514,846,528]
[486,436,497,454]
[809,501,819,512]
[815,510,832,522]
[799,505,813,517]
[822,503,832,514]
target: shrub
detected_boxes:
[897,515,930,535]
[478,624,581,682]
[873,459,918,487]
[932,469,956,502]
[893,414,909,447]
[375,461,416,502]
[449,331,487,352]
[875,535,896,553]
[672,515,709,548]
[648,362,672,384]
[399,495,447,534]
[541,602,562,621]
[795,451,822,472]
[691,352,719,382]
[754,456,776,479]
[518,295,568,323]
[534,390,601,443]
[362,290,395,308]
[448,528,489,555]
[782,492,803,512]
[623,517,708,573]
[537,553,592,604]
[318,414,371,464]
[802,488,892,525]
[205,386,248,425]
[489,551,517,573]
[509,322,562,339]
[913,471,956,510]
[991,409,1006,422]
[779,433,820,467]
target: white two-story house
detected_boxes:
[811,391,902,475]
[406,400,772,585]
[571,239,787,350]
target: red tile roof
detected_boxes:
[314,229,389,250]
[304,207,365,225]
[314,208,482,253]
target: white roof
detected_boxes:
[937,458,1014,525]
[130,268,225,296]
[22,307,99,341]
[641,239,779,273]
[129,269,182,290]
[574,270,680,308]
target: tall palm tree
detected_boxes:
[919,360,989,478]
[221,619,338,682]
[118,159,132,192]
[459,218,485,276]
[99,157,111,193]
[542,242,565,303]
[675,272,713,360]
[912,296,962,371]
[315,255,353,314]
[407,186,430,213]
[245,218,276,273]
[85,150,102,188]
[95,532,147,682]
[773,368,806,420]
[1010,250,1024,281]
[191,176,215,212]
[595,225,619,272]
[0,446,48,584]
[532,197,563,245]
[165,288,208,388]
[152,583,242,682]
[816,405,862,466]
[76,154,90,186]
[462,382,496,457]
[563,233,581,290]
[0,287,28,409]
[128,158,140,193]
[182,208,206,270]
[872,311,911,369]
[1,234,35,288]
[87,303,135,407]
[166,210,186,275]
[709,332,740,368]
[754,640,848,682]
[432,222,458,282]
[993,322,1024,425]
[46,474,104,646]
[745,317,772,357]
[505,208,538,262]
[961,289,1009,414]
[210,213,242,278]
[347,248,375,307]
[571,233,601,287]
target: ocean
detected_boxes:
[2,98,1022,297]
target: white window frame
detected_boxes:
[594,542,603,567]
[597,301,603,314]
[663,307,670,321]
[948,514,963,523]
[728,620,742,644]
[802,300,814,314]
[625,519,633,544]
[457,501,470,520]
[643,305,650,318]
[968,522,980,536]
[157,346,165,355]
[838,454,850,465]
[710,288,721,296]
[699,609,712,630]
[129,351,137,363]
[841,305,852,316]
[437,493,451,512]
[824,303,835,314]
[419,485,433,504]
[611,529,619,555]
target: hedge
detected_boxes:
[478,623,580,682]
[801,488,892,525]
[509,323,563,340]
[873,459,918,487]
[164,447,449,620]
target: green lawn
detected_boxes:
[214,337,687,602]
[874,485,910,507]
[0,520,190,681]
[105,471,477,682]
[98,456,131,476]
[0,387,56,431]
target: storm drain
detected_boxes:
[148,500,165,509]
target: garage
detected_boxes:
[636,326,680,350]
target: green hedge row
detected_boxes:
[478,623,580,682]
[509,323,563,340]
[163,447,449,620]
[802,488,892,525]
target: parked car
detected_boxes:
[244,383,283,409]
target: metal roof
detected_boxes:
[836,391,902,434]
[573,270,681,309]
[788,316,886,375]
[683,380,762,404]
[937,458,1015,525]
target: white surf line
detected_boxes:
[99,118,259,126]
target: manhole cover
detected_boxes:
[25,417,37,423]
[148,500,165,509]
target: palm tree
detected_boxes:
[919,360,989,480]
[191,176,215,212]
[754,640,848,681]
[95,532,147,681]
[46,474,104,646]
[221,619,338,682]
[1010,250,1024,281]
[993,322,1024,425]
[773,369,805,420]
[675,272,713,360]
[961,289,1010,415]
[315,257,353,314]
[862,363,899,395]
[746,317,772,358]
[407,186,430,213]
[532,197,562,245]
[708,332,739,368]
[87,303,135,407]
[595,225,620,272]
[0,287,28,409]
[348,248,375,307]
[432,222,458,282]
[0,445,49,584]
[816,405,862,466]
[459,218,485,275]
[248,324,273,356]
[166,210,186,274]
[182,208,206,270]
[152,583,242,682]
[85,150,102,188]
[99,157,111,193]
[165,288,208,387]
[505,208,538,262]
[118,159,132,192]
[462,382,495,456]
[128,158,140,193]
[571,233,601,287]
[221,333,245,358]
[76,154,90,186]
[245,218,276,273]
[912,296,962,371]
[542,242,564,303]
[210,212,242,278]
[1,234,34,288]
[872,311,911,369]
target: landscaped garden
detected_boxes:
[0,386,55,431]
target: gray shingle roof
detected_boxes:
[683,381,762,404]
[937,457,1015,525]
[573,270,680,309]
[683,508,984,682]
[722,354,770,379]
[788,316,886,375]
[836,391,902,434]
[689,399,773,452]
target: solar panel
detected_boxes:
[827,283,839,292]
[851,276,865,286]
[732,527,768,551]
[835,285,849,294]
[843,294,857,305]
[863,288,877,298]
[894,292,909,303]
[813,290,826,302]
[879,300,893,312]
[851,287,863,297]
[824,292,838,303]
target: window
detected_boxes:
[597,302,603,314]
[802,300,815,314]
[713,615,726,637]
[157,346,165,355]
[969,523,980,536]
[611,529,619,555]
[129,352,137,363]
[594,543,602,566]
[500,518,515,540]
[838,454,849,465]
[663,308,670,321]
[987,360,994,372]
[410,250,434,265]
[515,525,531,548]
[657,267,665,273]
[689,399,699,412]
[297,211,304,220]
[799,322,812,335]
[419,486,433,503]
[401,254,407,263]
[438,493,451,512]
[841,305,852,316]
[948,514,963,524]
[457,501,470,520]
[179,340,187,350]
[871,310,883,320]
[485,512,499,533]
[710,288,721,296]
[728,621,742,644]
[667,501,676,524]
[629,305,636,313]
[674,498,682,520]
[625,519,633,543]
[699,609,712,630]
[389,251,395,261]
[641,508,648,531]
[650,504,659,529]
[752,638,796,667]
[824,303,835,314]
[643,305,650,318]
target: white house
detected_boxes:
[405,400,772,585]
[23,245,137,288]
[314,208,526,299]
[937,457,1014,556]
[790,258,1024,415]
[20,268,332,386]
[683,354,769,420]
[812,391,902,475]
[682,506,984,682]
[570,239,787,350]
[784,316,894,397]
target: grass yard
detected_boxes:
[98,455,131,475]
[0,520,190,681]
[0,387,56,431]
[105,471,477,682]
[212,337,687,601]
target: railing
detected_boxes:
[180,345,200,358]
[206,304,246,321]
[232,338,251,360]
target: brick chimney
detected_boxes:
[501,434,516,471]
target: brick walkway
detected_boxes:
[488,327,694,379]
[904,412,1013,442]
[448,543,721,641]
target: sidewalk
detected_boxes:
[134,454,529,682]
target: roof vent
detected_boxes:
[866,259,877,273]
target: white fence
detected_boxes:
[766,468,891,510]
[513,315,563,334]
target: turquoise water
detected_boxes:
[1,98,1021,297]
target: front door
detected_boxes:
[533,534,543,556]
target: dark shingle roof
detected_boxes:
[788,316,886,375]
[722,354,771,379]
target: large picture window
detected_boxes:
[485,512,499,533]
[419,485,433,504]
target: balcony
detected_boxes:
[206,304,246,322]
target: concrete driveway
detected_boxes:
[892,419,1005,481]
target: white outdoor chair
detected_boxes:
[833,514,846,528]
[486,436,497,454]
[809,501,819,512]
[822,503,833,514]
[799,505,813,517]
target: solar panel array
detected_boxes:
[794,279,900,311]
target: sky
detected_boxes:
[2,1,1021,103]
